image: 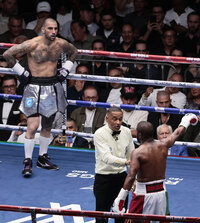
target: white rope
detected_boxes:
[67,73,200,89]
[1,124,200,148]
[1,67,200,89]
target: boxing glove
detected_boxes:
[57,60,73,82]
[112,188,129,213]
[179,113,198,129]
[12,62,31,85]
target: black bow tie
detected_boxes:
[112,130,121,136]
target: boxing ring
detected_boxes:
[0,43,200,222]
[0,143,200,222]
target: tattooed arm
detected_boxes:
[3,40,33,67]
[62,40,78,62]
[57,39,78,82]
[3,40,35,84]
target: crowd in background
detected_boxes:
[0,0,200,156]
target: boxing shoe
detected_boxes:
[37,153,59,170]
[22,158,32,177]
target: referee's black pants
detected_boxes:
[93,171,128,223]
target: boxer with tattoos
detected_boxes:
[3,18,77,177]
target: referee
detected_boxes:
[93,107,135,223]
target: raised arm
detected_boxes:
[165,113,198,148]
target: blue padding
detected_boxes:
[0,143,200,222]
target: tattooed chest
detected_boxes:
[30,47,61,63]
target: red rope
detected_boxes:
[1,42,200,65]
[0,205,200,222]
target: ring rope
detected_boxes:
[68,73,200,89]
[0,124,93,138]
[0,93,199,116]
[68,99,200,115]
[1,42,200,65]
[1,68,200,89]
[1,124,200,149]
[0,204,200,222]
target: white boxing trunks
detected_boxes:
[126,179,170,223]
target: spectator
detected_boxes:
[60,4,99,43]
[140,3,169,54]
[51,117,89,149]
[157,27,177,56]
[89,39,113,92]
[13,34,28,44]
[123,40,160,97]
[67,63,90,116]
[7,112,40,144]
[114,0,135,26]
[71,19,100,59]
[124,0,150,33]
[157,124,188,156]
[120,84,148,137]
[0,0,26,34]
[26,1,52,36]
[79,4,99,37]
[177,11,200,57]
[163,0,194,35]
[0,75,21,141]
[96,10,121,51]
[0,15,37,46]
[70,85,106,134]
[184,64,200,81]
[164,47,187,80]
[56,0,73,35]
[99,67,124,104]
[184,78,200,110]
[91,0,109,25]
[0,57,7,88]
[8,111,63,145]
[89,39,108,75]
[116,23,137,53]
[138,73,186,109]
[147,90,183,138]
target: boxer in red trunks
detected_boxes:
[112,113,198,223]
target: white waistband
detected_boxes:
[135,179,166,194]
